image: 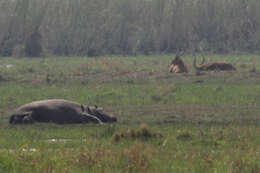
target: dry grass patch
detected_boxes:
[176,132,193,141]
[112,124,163,142]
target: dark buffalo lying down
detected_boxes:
[9,99,117,124]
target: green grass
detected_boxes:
[1,124,260,172]
[0,54,260,172]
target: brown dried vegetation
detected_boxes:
[112,124,163,142]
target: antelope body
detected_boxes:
[193,55,236,71]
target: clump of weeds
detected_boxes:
[112,124,163,142]
[176,132,193,141]
[229,159,260,173]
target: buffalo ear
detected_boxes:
[81,105,85,112]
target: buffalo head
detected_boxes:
[84,105,117,123]
[9,114,34,124]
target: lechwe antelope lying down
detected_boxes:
[169,54,188,73]
[193,54,236,71]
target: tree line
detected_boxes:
[0,0,260,57]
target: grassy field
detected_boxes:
[0,54,260,172]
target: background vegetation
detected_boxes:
[1,0,260,57]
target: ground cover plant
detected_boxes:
[0,54,260,172]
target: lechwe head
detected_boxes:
[169,52,188,73]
